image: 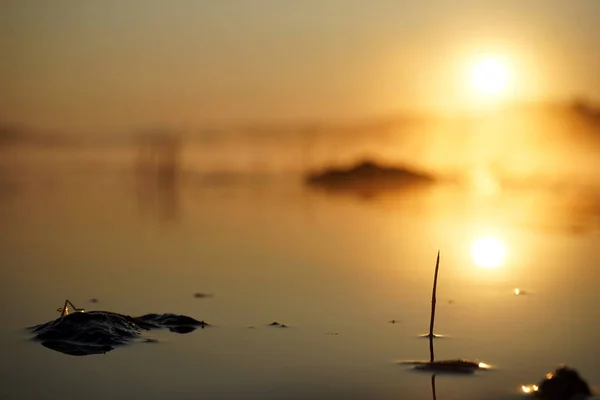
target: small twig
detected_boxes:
[58,299,84,317]
[428,251,440,362]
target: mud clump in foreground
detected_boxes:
[29,311,208,356]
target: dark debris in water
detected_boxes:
[532,365,592,400]
[28,311,207,356]
[267,322,289,328]
[193,292,214,299]
[401,359,489,374]
[414,359,484,374]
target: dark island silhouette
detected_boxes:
[305,159,435,197]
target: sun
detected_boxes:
[469,56,511,97]
[471,237,506,268]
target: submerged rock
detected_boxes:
[534,366,592,400]
[29,311,206,356]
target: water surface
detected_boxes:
[1,160,599,399]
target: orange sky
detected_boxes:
[1,0,599,133]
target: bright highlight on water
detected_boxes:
[471,237,506,268]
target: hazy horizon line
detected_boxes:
[1,96,599,140]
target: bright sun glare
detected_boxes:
[471,238,506,268]
[470,56,511,97]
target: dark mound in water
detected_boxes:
[29,311,207,356]
[30,311,143,356]
[534,365,592,400]
[306,160,434,197]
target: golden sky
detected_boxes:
[1,0,599,133]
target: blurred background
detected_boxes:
[1,1,599,399]
[2,1,600,197]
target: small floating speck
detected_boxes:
[389,320,401,324]
[89,298,98,304]
[193,293,213,299]
[268,322,289,328]
[327,332,339,336]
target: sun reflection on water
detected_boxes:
[471,237,506,268]
[521,384,539,394]
[477,362,491,369]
